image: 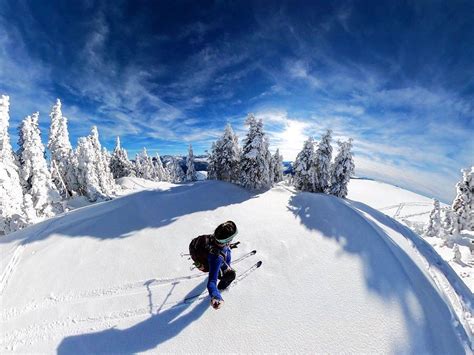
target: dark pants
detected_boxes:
[217,268,236,290]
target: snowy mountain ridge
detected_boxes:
[0,178,472,353]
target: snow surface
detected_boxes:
[348,178,474,291]
[0,178,472,353]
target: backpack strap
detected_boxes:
[209,245,227,261]
[209,244,233,275]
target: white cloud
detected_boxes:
[255,109,311,160]
[287,60,321,88]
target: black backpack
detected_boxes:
[189,234,224,272]
[189,235,240,272]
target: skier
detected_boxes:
[189,221,238,310]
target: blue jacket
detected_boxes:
[207,245,231,301]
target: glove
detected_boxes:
[211,297,224,310]
[229,241,240,249]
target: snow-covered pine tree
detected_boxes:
[293,137,316,192]
[329,139,355,198]
[0,95,27,234]
[440,207,453,238]
[314,130,333,193]
[273,148,284,183]
[452,167,474,232]
[239,114,271,189]
[424,199,441,238]
[133,152,142,178]
[110,136,134,179]
[75,127,115,201]
[75,136,101,201]
[103,147,112,168]
[207,142,219,180]
[47,99,78,198]
[218,124,240,182]
[90,127,116,195]
[453,244,462,262]
[186,144,197,182]
[17,112,62,219]
[265,137,274,185]
[135,148,155,180]
[153,151,168,181]
[168,157,185,183]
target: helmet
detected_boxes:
[214,221,238,244]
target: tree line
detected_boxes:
[207,114,355,199]
[424,167,474,248]
[1,95,356,236]
[0,96,197,235]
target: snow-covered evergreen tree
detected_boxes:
[0,95,27,234]
[440,207,454,240]
[135,148,155,180]
[314,130,333,193]
[75,136,101,201]
[153,151,168,181]
[75,127,115,201]
[453,244,462,262]
[47,99,78,198]
[91,127,115,195]
[329,139,355,198]
[293,137,316,192]
[207,142,219,180]
[22,193,36,224]
[17,112,62,219]
[452,167,474,232]
[264,137,274,185]
[186,144,197,182]
[103,147,112,168]
[273,148,284,183]
[218,124,240,182]
[168,157,185,183]
[424,199,441,238]
[239,114,271,189]
[110,136,134,179]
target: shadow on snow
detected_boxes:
[0,180,256,245]
[57,281,208,354]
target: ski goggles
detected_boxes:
[215,228,238,244]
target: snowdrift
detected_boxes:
[1,180,472,353]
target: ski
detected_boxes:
[147,250,257,288]
[175,260,263,307]
[189,249,256,270]
[233,260,262,284]
[233,249,257,264]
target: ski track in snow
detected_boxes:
[1,272,204,322]
[1,261,261,351]
[0,245,24,296]
[1,251,256,322]
[0,217,60,296]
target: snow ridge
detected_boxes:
[349,201,473,350]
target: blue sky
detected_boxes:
[0,0,473,202]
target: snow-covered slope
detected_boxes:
[348,178,474,291]
[1,180,472,353]
[348,178,437,223]
[348,178,435,209]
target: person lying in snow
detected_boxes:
[189,221,238,310]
